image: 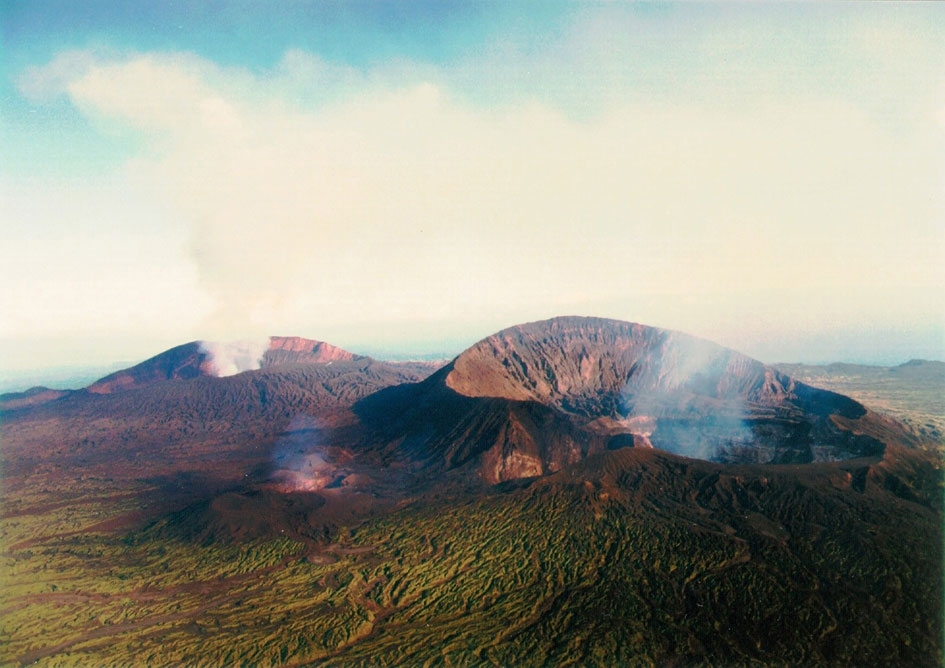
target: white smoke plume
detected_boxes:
[200,338,271,377]
[619,333,759,462]
[273,453,331,492]
[269,416,353,493]
[19,47,942,357]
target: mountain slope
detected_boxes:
[0,355,440,482]
[86,341,212,394]
[446,317,865,417]
[0,386,70,411]
[356,317,908,483]
[85,336,363,394]
[263,336,362,366]
[2,318,913,489]
[4,444,940,667]
[1,317,941,666]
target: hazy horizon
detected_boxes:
[3,317,943,395]
[3,3,943,377]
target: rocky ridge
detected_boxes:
[356,317,897,483]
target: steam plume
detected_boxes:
[270,416,350,493]
[200,338,270,377]
[619,333,759,462]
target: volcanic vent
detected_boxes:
[356,317,896,483]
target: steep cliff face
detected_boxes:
[446,317,863,419]
[263,337,363,367]
[357,317,894,483]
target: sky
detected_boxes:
[2,1,944,385]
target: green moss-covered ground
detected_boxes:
[2,446,941,667]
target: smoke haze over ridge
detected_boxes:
[199,339,270,378]
[1,4,943,373]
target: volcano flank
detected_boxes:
[84,336,363,394]
[1,316,940,667]
[355,317,896,483]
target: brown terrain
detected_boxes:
[0,337,439,486]
[0,318,926,524]
[1,317,941,666]
[355,317,905,483]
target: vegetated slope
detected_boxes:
[3,446,939,667]
[356,316,910,483]
[777,359,945,445]
[1,319,942,667]
[323,447,942,667]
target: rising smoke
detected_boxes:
[618,332,760,462]
[269,416,348,493]
[199,338,271,377]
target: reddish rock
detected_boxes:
[356,316,898,483]
[86,337,364,394]
[263,337,363,367]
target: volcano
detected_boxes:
[2,318,911,487]
[85,336,363,394]
[355,317,901,483]
[0,339,438,482]
[1,316,940,667]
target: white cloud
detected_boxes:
[16,49,99,102]
[9,42,945,362]
[0,174,209,340]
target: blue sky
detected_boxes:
[2,2,944,381]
